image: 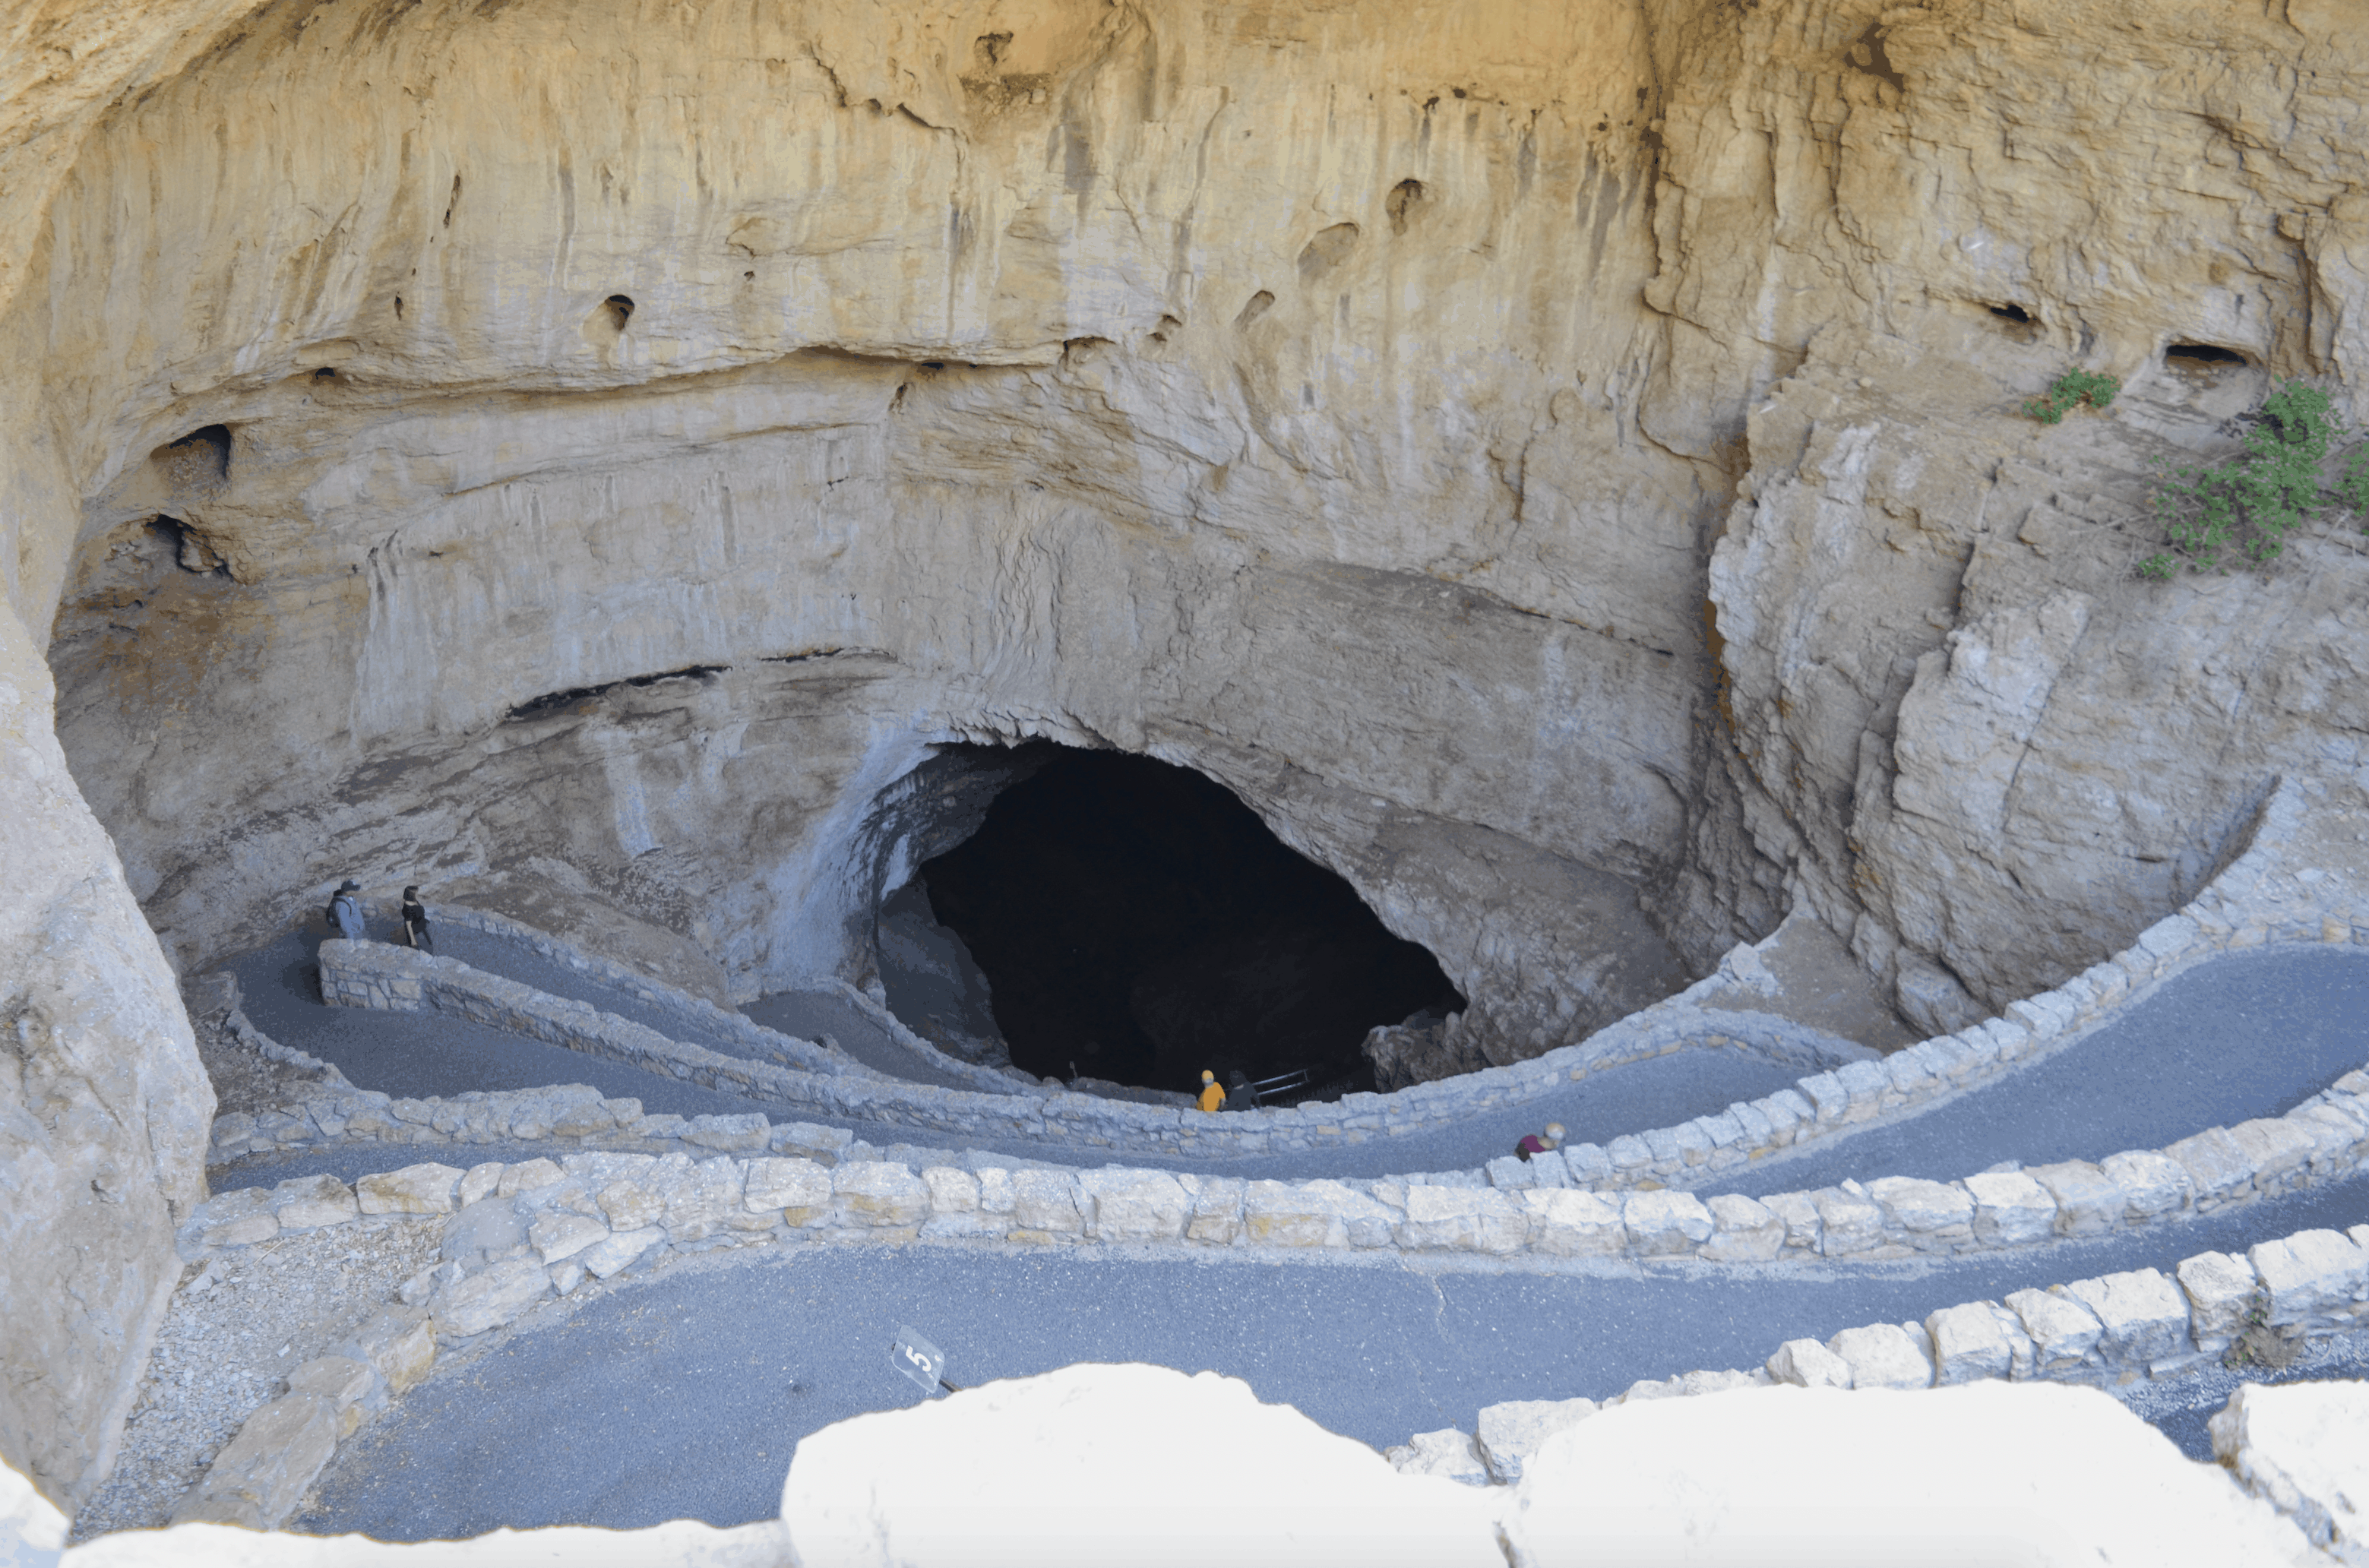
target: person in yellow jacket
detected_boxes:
[1197,1070,1226,1113]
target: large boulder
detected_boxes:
[1504,1382,2323,1566]
[782,1364,1505,1566]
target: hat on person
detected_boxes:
[403,885,420,896]
[1544,1123,1566,1144]
[337,879,360,891]
[1202,1070,1216,1083]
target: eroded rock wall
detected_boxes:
[0,605,210,1509]
[21,0,1717,1054]
[3,0,2369,1503]
[1656,1,2369,1020]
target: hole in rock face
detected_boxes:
[602,295,635,330]
[149,514,227,575]
[904,748,1463,1096]
[155,424,230,488]
[1385,179,1425,235]
[2166,343,2247,367]
[1988,302,2031,323]
[1296,223,1361,282]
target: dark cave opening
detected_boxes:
[906,748,1463,1099]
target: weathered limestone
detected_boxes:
[1963,1172,2057,1247]
[1764,1339,1852,1390]
[1619,1191,1713,1257]
[2177,1252,2262,1358]
[432,1259,552,1339]
[834,1165,930,1231]
[2212,1382,2369,1563]
[1473,1399,1597,1486]
[356,1165,464,1217]
[2247,1231,2369,1327]
[166,1393,340,1528]
[746,1159,833,1227]
[1077,1170,1191,1245]
[1925,1303,2013,1386]
[1399,1187,1527,1255]
[2060,1271,2189,1365]
[7,0,2369,1515]
[2005,1289,2105,1373]
[1824,1326,1932,1391]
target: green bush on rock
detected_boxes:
[2137,379,2368,579]
[2023,368,2121,425]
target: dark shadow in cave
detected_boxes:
[909,747,1463,1097]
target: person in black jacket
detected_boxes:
[400,885,433,953]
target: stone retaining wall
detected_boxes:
[1400,1219,2369,1488]
[183,1048,2369,1308]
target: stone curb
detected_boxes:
[1394,1211,2369,1490]
[181,1041,2369,1291]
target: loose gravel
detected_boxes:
[68,1216,443,1542]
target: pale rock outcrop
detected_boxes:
[1473,1399,1597,1486]
[0,606,209,1508]
[785,1365,1506,1565]
[2212,1381,2369,1563]
[1501,1383,2323,1566]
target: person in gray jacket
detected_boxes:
[327,880,366,942]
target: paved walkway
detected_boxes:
[221,925,1804,1180]
[226,934,2369,1187]
[1728,946,2369,1195]
[296,1174,2369,1539]
[211,930,2369,1538]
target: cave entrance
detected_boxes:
[890,747,1463,1100]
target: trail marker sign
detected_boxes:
[890,1325,949,1396]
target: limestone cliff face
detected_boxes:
[1,0,2366,1503]
[22,0,1713,1058]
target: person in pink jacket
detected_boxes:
[1514,1122,1566,1162]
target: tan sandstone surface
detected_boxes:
[2,0,2367,1510]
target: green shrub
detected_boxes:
[2023,368,2121,425]
[2137,379,2361,578]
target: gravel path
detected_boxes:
[295,1171,2369,1539]
[70,1218,444,1541]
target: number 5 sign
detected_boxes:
[890,1325,956,1396]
